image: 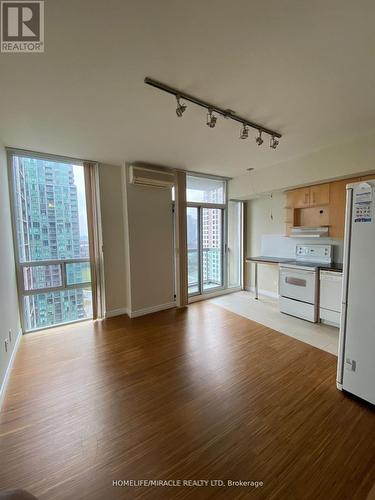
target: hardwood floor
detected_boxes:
[0,303,374,500]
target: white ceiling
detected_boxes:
[1,0,375,177]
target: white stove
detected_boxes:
[279,245,332,323]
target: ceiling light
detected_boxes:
[175,96,187,117]
[240,124,249,139]
[145,77,282,145]
[255,130,264,146]
[206,109,217,128]
[270,136,279,149]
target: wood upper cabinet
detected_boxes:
[287,187,310,208]
[360,174,375,181]
[329,177,361,238]
[287,184,329,209]
[310,183,330,207]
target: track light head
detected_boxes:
[175,96,187,117]
[270,136,279,149]
[240,124,249,139]
[255,130,264,146]
[206,109,217,128]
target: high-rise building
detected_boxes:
[12,157,91,330]
[202,189,222,286]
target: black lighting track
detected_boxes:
[144,77,282,139]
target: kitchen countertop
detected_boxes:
[246,256,343,272]
[245,256,295,264]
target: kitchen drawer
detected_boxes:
[280,296,317,322]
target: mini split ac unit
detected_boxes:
[129,166,175,188]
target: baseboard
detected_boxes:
[105,307,130,318]
[247,287,279,299]
[0,328,22,411]
[129,301,176,318]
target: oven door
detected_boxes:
[279,267,317,304]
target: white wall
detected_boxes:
[99,164,128,316]
[123,166,175,316]
[245,192,286,295]
[230,131,375,199]
[0,141,21,398]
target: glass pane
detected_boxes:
[187,175,225,204]
[23,287,93,331]
[11,154,93,331]
[12,156,89,263]
[228,201,243,288]
[66,262,91,285]
[202,208,223,291]
[187,207,199,295]
[23,264,62,291]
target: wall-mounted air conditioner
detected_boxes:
[129,166,175,188]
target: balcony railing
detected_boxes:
[188,248,222,290]
[19,258,91,295]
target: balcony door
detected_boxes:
[186,175,226,297]
[9,152,94,332]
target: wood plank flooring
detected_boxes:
[0,302,374,500]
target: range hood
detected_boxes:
[290,226,329,238]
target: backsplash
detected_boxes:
[261,234,344,263]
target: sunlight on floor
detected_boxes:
[209,291,339,355]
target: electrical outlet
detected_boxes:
[4,339,8,353]
[9,329,12,343]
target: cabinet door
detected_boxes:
[310,183,330,207]
[288,187,310,208]
[329,178,360,238]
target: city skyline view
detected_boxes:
[11,156,92,330]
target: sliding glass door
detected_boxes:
[9,152,93,332]
[186,175,226,297]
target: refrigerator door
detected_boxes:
[341,182,375,404]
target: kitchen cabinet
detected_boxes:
[329,177,361,238]
[285,176,374,239]
[287,187,310,208]
[310,183,330,206]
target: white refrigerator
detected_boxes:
[337,180,375,405]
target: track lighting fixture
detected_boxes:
[145,77,282,146]
[240,124,249,139]
[206,109,217,128]
[175,95,187,117]
[255,130,264,146]
[270,136,279,149]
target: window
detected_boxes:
[187,175,225,204]
[227,201,243,288]
[186,174,226,296]
[9,153,93,332]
